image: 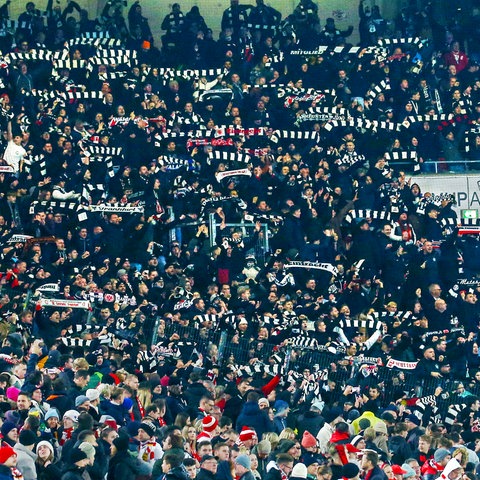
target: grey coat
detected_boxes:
[14,443,38,480]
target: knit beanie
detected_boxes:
[291,463,308,479]
[113,434,129,452]
[239,426,256,442]
[70,448,88,464]
[342,463,360,479]
[78,442,95,460]
[44,408,60,421]
[139,420,156,438]
[36,441,54,456]
[301,430,317,448]
[0,444,16,464]
[202,415,218,432]
[235,454,251,470]
[434,448,451,463]
[19,429,37,446]
[1,421,16,438]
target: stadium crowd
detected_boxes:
[0,0,479,480]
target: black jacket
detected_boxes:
[388,434,412,465]
[61,466,86,480]
[295,409,325,437]
[108,451,152,480]
[196,468,218,480]
[165,466,190,480]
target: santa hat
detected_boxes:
[197,431,212,442]
[202,415,218,432]
[239,426,256,442]
[302,430,317,448]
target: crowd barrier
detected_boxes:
[2,280,478,423]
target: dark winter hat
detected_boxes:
[276,439,296,453]
[113,434,130,452]
[70,447,88,464]
[1,421,16,437]
[200,455,216,464]
[405,414,421,426]
[342,463,360,479]
[139,420,156,438]
[19,429,37,446]
[127,421,141,437]
[323,406,343,424]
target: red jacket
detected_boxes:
[421,459,444,477]
[444,51,469,72]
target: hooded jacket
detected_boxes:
[236,401,273,440]
[13,443,37,480]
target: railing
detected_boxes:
[166,213,270,264]
[151,321,480,412]
[390,158,480,173]
[3,281,477,420]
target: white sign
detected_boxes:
[39,299,91,309]
[414,174,480,215]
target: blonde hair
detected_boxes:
[73,358,89,370]
[182,424,197,450]
[263,432,279,450]
[97,384,112,400]
[115,369,128,383]
[137,385,152,410]
[452,447,468,467]
[363,427,376,442]
[278,428,296,440]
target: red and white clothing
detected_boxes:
[138,439,163,465]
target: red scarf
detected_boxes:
[60,427,74,446]
[12,467,24,480]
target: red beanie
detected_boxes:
[202,415,218,432]
[0,444,16,464]
[302,430,317,448]
[239,426,256,442]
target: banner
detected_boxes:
[458,226,480,235]
[386,358,418,369]
[186,138,234,149]
[284,261,338,276]
[284,93,325,107]
[294,113,345,124]
[455,278,480,288]
[215,168,252,182]
[39,299,91,309]
[89,204,144,213]
[7,235,33,243]
[36,283,60,292]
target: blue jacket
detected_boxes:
[0,466,13,480]
[236,401,273,440]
